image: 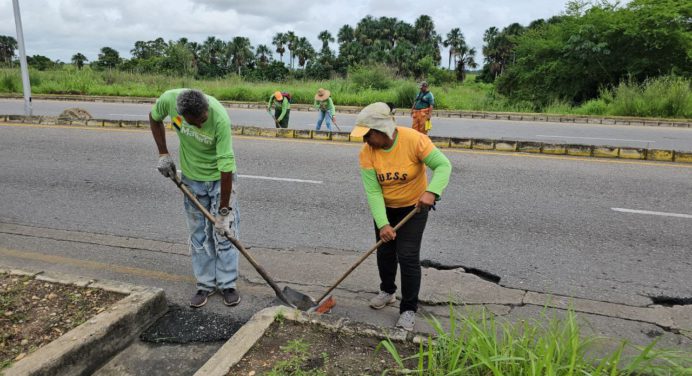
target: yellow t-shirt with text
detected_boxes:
[358,127,434,208]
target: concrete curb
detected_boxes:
[2,115,691,163]
[1,94,690,127]
[195,306,424,376]
[2,267,168,376]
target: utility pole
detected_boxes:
[12,0,32,116]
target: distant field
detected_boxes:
[1,68,689,119]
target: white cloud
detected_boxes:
[1,0,571,63]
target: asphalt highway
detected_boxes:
[1,123,690,307]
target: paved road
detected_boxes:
[1,123,690,307]
[2,98,692,150]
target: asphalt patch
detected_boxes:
[140,304,246,344]
[649,296,692,307]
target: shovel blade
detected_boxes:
[282,286,317,311]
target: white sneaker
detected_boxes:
[369,291,396,309]
[396,310,416,331]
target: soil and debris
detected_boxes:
[58,108,92,121]
[0,273,124,370]
[228,320,419,375]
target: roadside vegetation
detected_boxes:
[379,306,692,375]
[0,0,689,118]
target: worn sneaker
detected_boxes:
[369,291,396,309]
[190,289,215,308]
[222,288,241,306]
[396,310,416,331]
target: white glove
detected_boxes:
[214,209,232,236]
[157,154,176,178]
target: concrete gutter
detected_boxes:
[0,93,689,128]
[2,115,691,163]
[194,306,424,376]
[2,266,168,376]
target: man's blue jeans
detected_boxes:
[315,110,333,131]
[181,174,240,292]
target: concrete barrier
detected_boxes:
[3,115,690,164]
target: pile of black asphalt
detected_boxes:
[140,304,246,344]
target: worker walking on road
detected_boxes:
[350,102,452,331]
[314,88,335,132]
[149,88,241,309]
[268,91,291,128]
[411,81,434,135]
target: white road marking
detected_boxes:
[536,135,655,143]
[238,174,323,184]
[611,208,692,219]
[174,170,322,184]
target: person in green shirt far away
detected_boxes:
[268,91,291,128]
[350,102,452,332]
[314,87,335,131]
[149,88,241,309]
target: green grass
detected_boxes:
[379,306,692,375]
[266,339,327,376]
[0,67,689,118]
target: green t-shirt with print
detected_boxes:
[150,89,236,181]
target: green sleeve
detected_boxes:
[360,168,389,229]
[314,99,319,109]
[267,97,273,110]
[277,99,289,121]
[328,98,335,116]
[150,91,175,121]
[423,148,451,198]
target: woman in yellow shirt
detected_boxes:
[350,102,452,331]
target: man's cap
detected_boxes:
[419,81,429,88]
[350,102,396,139]
[274,91,283,101]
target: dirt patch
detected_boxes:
[228,320,419,375]
[0,273,125,370]
[58,107,92,121]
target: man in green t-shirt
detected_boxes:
[267,91,290,128]
[149,88,241,309]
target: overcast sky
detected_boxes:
[1,0,573,64]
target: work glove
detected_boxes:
[157,154,176,178]
[214,209,233,236]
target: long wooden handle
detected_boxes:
[171,175,295,307]
[315,207,419,303]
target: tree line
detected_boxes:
[0,0,689,109]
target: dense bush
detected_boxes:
[348,65,394,90]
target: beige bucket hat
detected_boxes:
[314,88,331,101]
[350,102,396,139]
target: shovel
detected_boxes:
[267,109,281,128]
[283,207,419,313]
[328,113,342,132]
[170,174,309,309]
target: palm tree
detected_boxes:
[455,44,478,82]
[272,32,286,63]
[294,37,315,69]
[201,36,225,67]
[317,30,334,51]
[443,28,462,69]
[0,35,18,65]
[255,44,272,66]
[285,31,297,69]
[71,52,88,70]
[227,37,254,75]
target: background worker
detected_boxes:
[350,102,452,331]
[149,88,241,308]
[314,87,335,131]
[268,91,291,128]
[411,81,434,135]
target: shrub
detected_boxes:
[0,73,18,92]
[348,64,393,90]
[394,82,418,108]
[606,76,691,118]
